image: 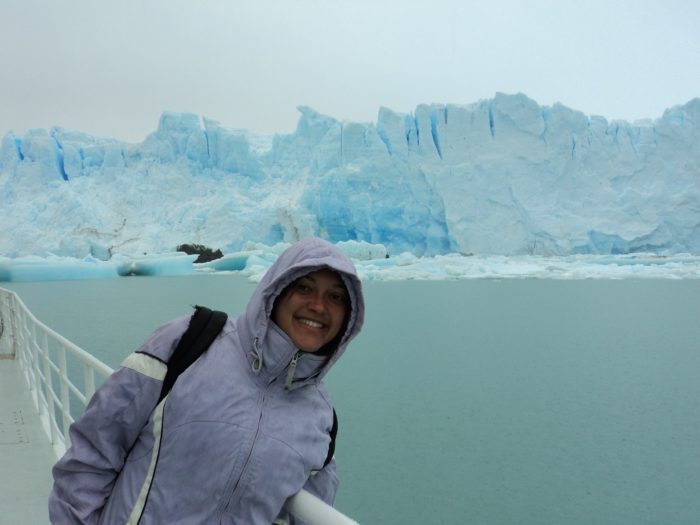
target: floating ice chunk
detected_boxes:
[116,253,197,277]
[0,255,121,282]
[195,251,257,272]
[2,252,700,283]
[336,241,388,260]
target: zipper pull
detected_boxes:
[284,351,301,391]
[251,337,263,373]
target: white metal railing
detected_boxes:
[0,286,359,525]
[0,287,113,458]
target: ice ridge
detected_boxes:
[1,93,699,259]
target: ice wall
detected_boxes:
[1,93,699,258]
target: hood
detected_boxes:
[235,237,365,388]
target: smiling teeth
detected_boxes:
[299,318,323,328]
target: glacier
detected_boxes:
[1,92,699,266]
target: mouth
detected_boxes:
[297,317,325,329]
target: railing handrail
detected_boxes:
[3,290,114,376]
[0,287,114,458]
[0,285,359,525]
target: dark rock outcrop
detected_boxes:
[176,243,224,263]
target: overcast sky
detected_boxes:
[1,0,699,142]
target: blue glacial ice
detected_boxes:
[1,93,699,281]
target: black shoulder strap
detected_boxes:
[158,305,228,403]
[156,305,337,470]
[323,408,338,468]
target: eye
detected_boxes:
[295,283,312,294]
[328,291,348,306]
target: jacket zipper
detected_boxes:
[219,379,271,516]
[219,352,302,517]
[284,351,302,391]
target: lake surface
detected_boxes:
[5,275,700,524]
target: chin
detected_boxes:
[298,344,322,353]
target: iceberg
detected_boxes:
[1,93,699,266]
[0,255,123,282]
[2,244,700,283]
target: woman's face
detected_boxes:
[272,269,348,353]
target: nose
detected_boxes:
[306,292,327,313]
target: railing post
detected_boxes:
[18,308,32,389]
[57,345,72,448]
[84,364,96,403]
[21,309,32,379]
[14,302,25,366]
[43,331,58,446]
[33,330,48,417]
[6,293,19,357]
[30,321,43,410]
[0,292,11,358]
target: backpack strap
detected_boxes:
[323,408,338,468]
[158,305,228,403]
[156,305,338,471]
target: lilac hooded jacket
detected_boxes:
[49,238,365,524]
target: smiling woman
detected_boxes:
[48,237,366,525]
[272,269,350,354]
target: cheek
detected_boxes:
[331,306,348,331]
[272,292,295,323]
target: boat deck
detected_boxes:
[0,358,56,524]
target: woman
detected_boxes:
[49,237,365,524]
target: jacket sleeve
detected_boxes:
[48,322,181,524]
[275,458,340,525]
[301,457,339,506]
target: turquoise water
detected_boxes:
[5,276,700,524]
